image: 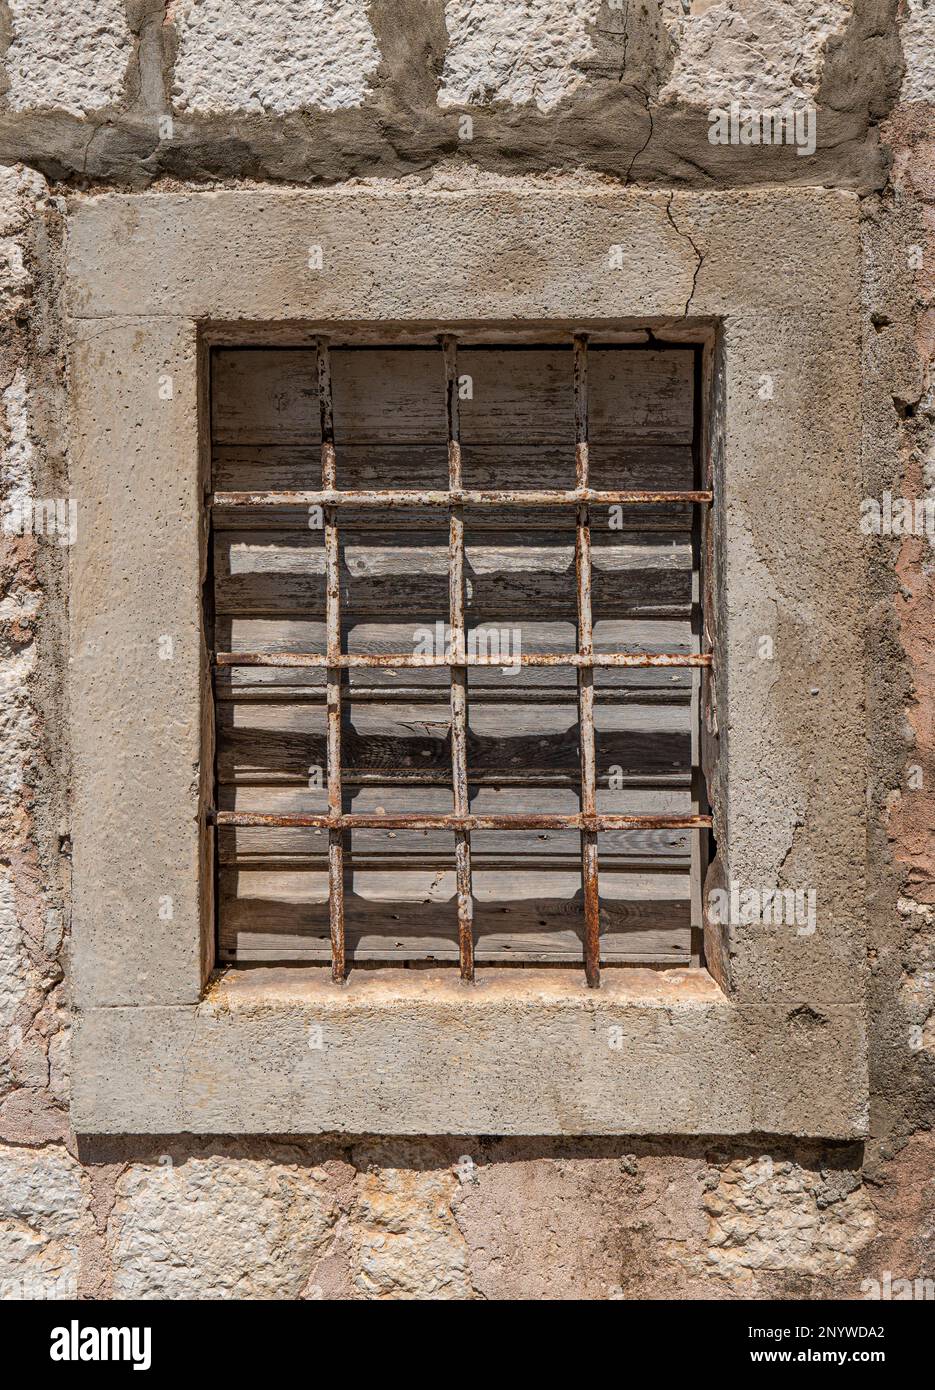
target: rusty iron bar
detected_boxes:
[216,651,712,669]
[442,335,475,981]
[214,811,712,831]
[313,769,688,786]
[319,340,345,982]
[213,487,712,508]
[574,334,601,988]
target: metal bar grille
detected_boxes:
[319,340,346,982]
[210,334,712,984]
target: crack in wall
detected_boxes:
[664,192,704,315]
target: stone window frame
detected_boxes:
[67,185,867,1137]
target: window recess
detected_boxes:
[209,334,712,985]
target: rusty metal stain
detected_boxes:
[214,812,713,831]
[319,339,346,983]
[443,333,475,981]
[573,334,601,988]
[215,651,712,668]
[212,488,713,508]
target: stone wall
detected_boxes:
[0,0,933,1299]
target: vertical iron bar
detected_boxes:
[574,335,600,987]
[318,340,345,982]
[689,345,709,968]
[442,334,475,981]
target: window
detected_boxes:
[69,185,866,1138]
[210,334,711,984]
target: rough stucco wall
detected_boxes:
[659,0,855,107]
[437,0,604,112]
[0,0,902,189]
[172,1,381,115]
[0,0,932,1299]
[2,1,133,117]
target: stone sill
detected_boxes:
[208,964,725,1009]
[72,966,867,1138]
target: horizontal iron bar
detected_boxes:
[227,773,690,791]
[213,811,712,831]
[212,488,713,508]
[216,651,712,669]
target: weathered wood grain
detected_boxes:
[211,345,700,965]
[218,866,691,963]
[216,698,691,782]
[211,443,695,513]
[214,530,692,618]
[216,783,694,863]
[212,347,694,447]
[213,617,695,693]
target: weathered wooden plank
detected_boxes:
[216,698,691,784]
[216,783,694,863]
[464,348,694,441]
[216,531,693,571]
[216,734,689,781]
[211,347,694,447]
[214,616,694,695]
[217,696,690,732]
[214,531,692,618]
[217,683,692,708]
[218,866,691,962]
[211,442,694,507]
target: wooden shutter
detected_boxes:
[211,342,705,968]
